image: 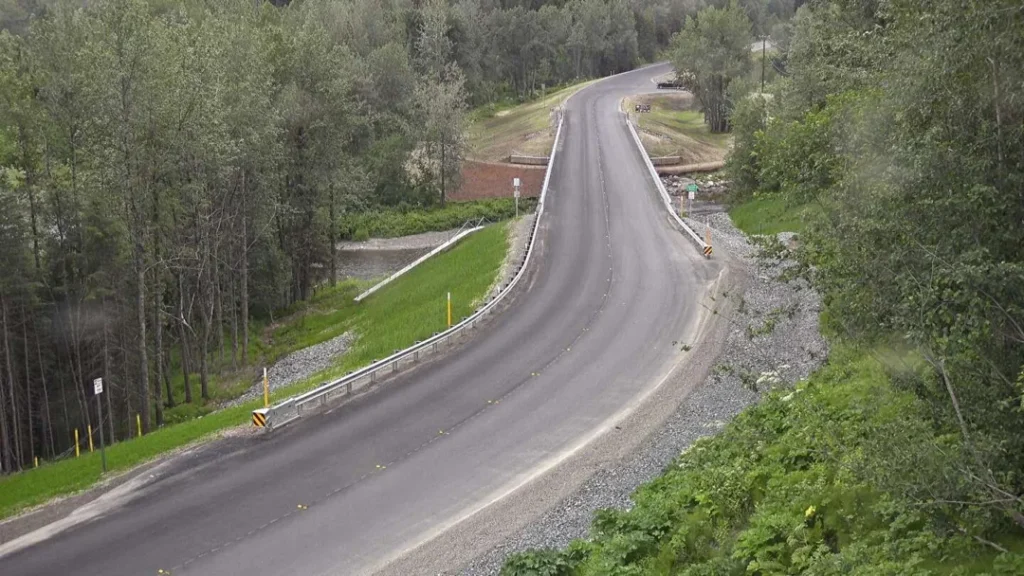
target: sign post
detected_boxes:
[263,367,269,408]
[686,183,698,217]
[93,378,107,473]
[512,177,521,219]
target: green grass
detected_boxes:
[467,79,597,161]
[0,223,510,520]
[643,105,732,151]
[728,195,817,235]
[339,197,537,239]
[628,93,731,162]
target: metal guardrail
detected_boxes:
[624,112,711,255]
[259,108,566,430]
[353,223,485,303]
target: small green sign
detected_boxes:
[686,183,699,192]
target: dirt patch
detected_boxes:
[454,160,546,202]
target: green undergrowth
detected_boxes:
[339,197,536,240]
[728,195,817,236]
[0,223,509,521]
[502,345,1024,575]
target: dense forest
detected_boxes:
[0,0,797,474]
[501,0,1024,573]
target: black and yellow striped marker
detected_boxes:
[252,409,268,428]
[703,245,712,257]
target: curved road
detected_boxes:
[2,63,723,576]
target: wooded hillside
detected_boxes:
[0,0,725,473]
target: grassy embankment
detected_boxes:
[728,195,818,236]
[501,202,1024,574]
[625,93,731,164]
[0,224,508,521]
[467,79,597,162]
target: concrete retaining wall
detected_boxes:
[508,155,550,166]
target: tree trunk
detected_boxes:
[329,184,337,288]
[230,268,239,370]
[36,334,55,459]
[215,249,225,366]
[22,311,34,462]
[98,302,115,441]
[198,222,212,401]
[0,332,11,472]
[2,295,23,469]
[241,172,249,367]
[440,137,447,207]
[152,186,166,423]
[177,275,193,404]
[135,247,150,434]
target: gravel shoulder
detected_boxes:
[487,213,536,301]
[440,211,826,575]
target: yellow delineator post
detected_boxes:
[88,425,94,453]
[704,222,713,258]
[263,367,269,408]
[447,292,452,328]
[136,414,142,438]
[34,456,38,468]
[74,429,80,458]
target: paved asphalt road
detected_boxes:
[3,63,722,576]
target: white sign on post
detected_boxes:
[512,177,521,198]
[688,190,695,200]
[93,377,103,395]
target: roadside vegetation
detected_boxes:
[339,197,537,240]
[503,0,1024,573]
[0,223,508,520]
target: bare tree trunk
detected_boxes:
[440,140,447,207]
[101,300,118,441]
[0,337,11,472]
[241,172,249,367]
[178,292,193,405]
[22,311,34,462]
[152,188,166,424]
[215,254,225,366]
[151,288,164,427]
[329,183,337,288]
[2,295,23,469]
[36,333,55,459]
[230,267,238,370]
[135,249,150,434]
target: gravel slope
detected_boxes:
[228,332,354,407]
[488,214,536,301]
[459,212,827,575]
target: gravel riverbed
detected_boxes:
[458,211,827,575]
